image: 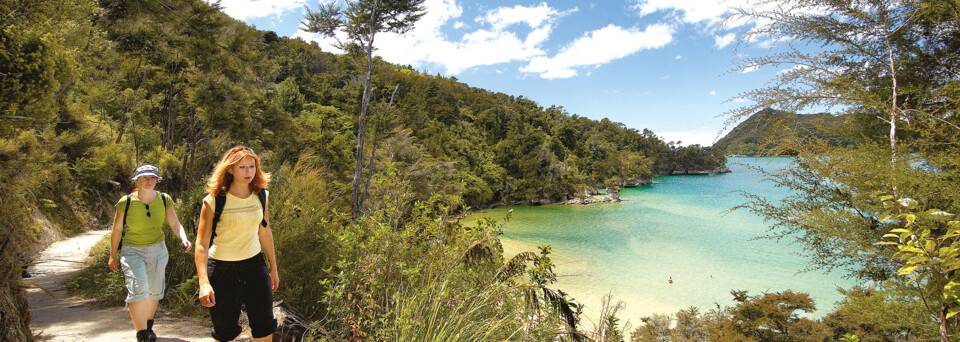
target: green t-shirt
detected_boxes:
[115,192,173,247]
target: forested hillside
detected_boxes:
[714,108,850,156]
[5,0,723,209]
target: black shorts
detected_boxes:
[207,253,277,341]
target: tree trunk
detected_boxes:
[180,109,197,193]
[940,305,949,342]
[351,0,381,220]
[164,83,177,150]
[883,10,899,197]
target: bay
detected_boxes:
[466,157,854,326]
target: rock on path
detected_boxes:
[27,229,215,341]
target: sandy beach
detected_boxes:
[499,237,679,329]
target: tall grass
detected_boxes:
[389,269,525,341]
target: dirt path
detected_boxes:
[27,229,216,341]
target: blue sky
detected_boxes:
[215,0,789,146]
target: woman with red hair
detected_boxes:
[194,147,279,342]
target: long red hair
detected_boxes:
[206,146,270,196]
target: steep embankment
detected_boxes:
[27,229,212,341]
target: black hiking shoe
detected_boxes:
[147,329,157,342]
[136,329,152,342]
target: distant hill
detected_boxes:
[714,108,848,156]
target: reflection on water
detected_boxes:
[468,157,853,326]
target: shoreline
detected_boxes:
[473,166,732,210]
[498,237,679,328]
[471,163,736,211]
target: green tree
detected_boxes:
[302,0,426,219]
[724,0,960,340]
[823,285,930,341]
[632,314,671,342]
[674,307,710,342]
[728,291,828,342]
[876,197,960,341]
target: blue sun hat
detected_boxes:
[131,165,162,181]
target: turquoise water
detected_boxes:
[469,157,854,324]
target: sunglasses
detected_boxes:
[144,203,152,217]
[231,147,254,154]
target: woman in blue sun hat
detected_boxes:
[108,164,193,342]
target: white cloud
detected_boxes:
[478,3,559,31]
[709,90,717,96]
[777,64,810,74]
[294,0,575,75]
[522,23,674,79]
[632,0,793,49]
[384,0,569,74]
[675,55,682,59]
[416,29,547,74]
[741,65,758,73]
[290,1,674,78]
[715,32,736,48]
[632,0,748,25]
[214,0,306,20]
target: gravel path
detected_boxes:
[27,229,216,341]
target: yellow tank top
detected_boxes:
[203,191,266,261]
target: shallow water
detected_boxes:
[467,157,854,326]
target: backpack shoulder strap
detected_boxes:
[257,189,268,228]
[160,192,167,208]
[209,194,227,248]
[122,195,132,226]
[118,195,132,252]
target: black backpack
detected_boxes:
[208,189,268,248]
[117,192,168,252]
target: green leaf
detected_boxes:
[926,240,937,252]
[939,247,955,258]
[906,256,928,265]
[900,246,924,254]
[898,198,918,209]
[40,199,57,208]
[928,210,955,220]
[947,308,959,319]
[901,232,914,241]
[906,214,917,226]
[899,266,919,275]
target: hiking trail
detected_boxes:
[27,229,218,341]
